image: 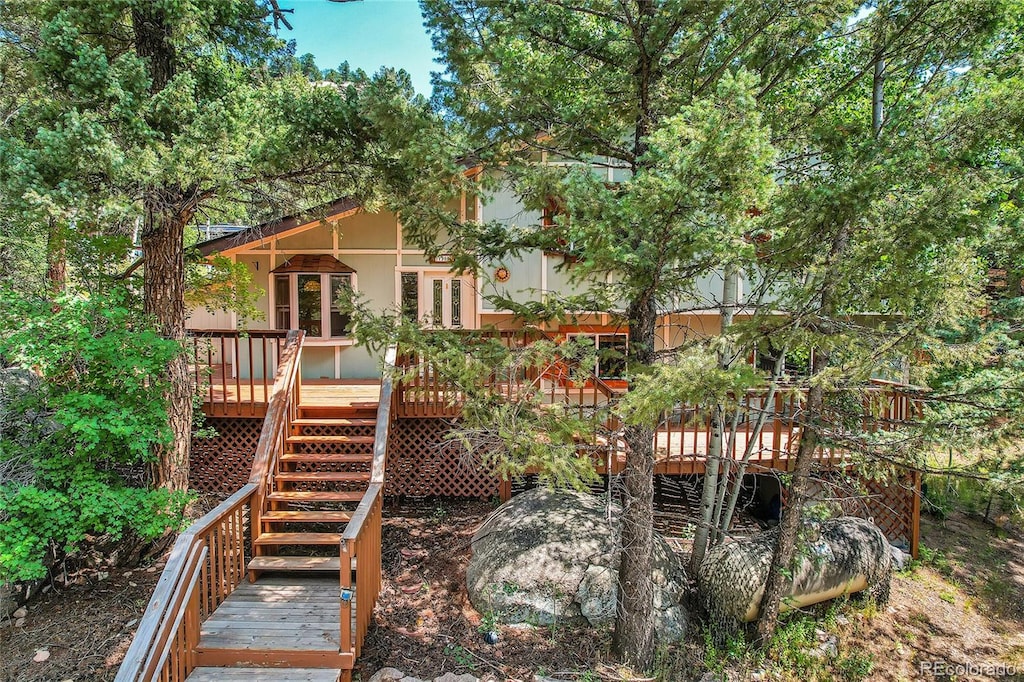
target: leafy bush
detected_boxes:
[0,286,189,582]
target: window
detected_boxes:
[568,332,628,381]
[401,272,419,320]
[271,255,356,339]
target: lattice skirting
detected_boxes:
[386,418,501,498]
[190,418,263,495]
[808,466,921,554]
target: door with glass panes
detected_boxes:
[401,271,470,328]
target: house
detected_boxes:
[132,170,922,682]
[186,175,920,547]
[188,181,744,382]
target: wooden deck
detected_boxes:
[194,576,352,668]
[200,377,381,418]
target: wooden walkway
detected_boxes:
[193,576,350,670]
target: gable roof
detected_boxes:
[271,254,356,274]
[195,197,360,256]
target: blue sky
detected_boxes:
[275,0,440,96]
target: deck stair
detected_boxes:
[117,334,395,682]
[248,404,379,580]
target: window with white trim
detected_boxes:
[273,272,354,338]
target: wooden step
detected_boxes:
[187,667,341,681]
[286,435,374,445]
[255,532,342,546]
[261,510,353,523]
[292,417,375,427]
[267,491,365,503]
[275,471,370,483]
[246,556,342,572]
[299,406,377,420]
[280,453,373,464]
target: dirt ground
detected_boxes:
[2,501,1022,682]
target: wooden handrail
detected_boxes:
[187,329,289,338]
[141,544,207,680]
[249,330,304,485]
[117,331,305,682]
[115,484,257,682]
[248,330,304,552]
[371,346,397,484]
[339,483,383,660]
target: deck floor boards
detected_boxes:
[199,577,342,652]
[187,667,340,681]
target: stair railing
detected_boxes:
[338,344,396,662]
[249,329,304,554]
[116,329,305,682]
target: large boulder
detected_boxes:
[466,488,688,642]
[697,516,892,628]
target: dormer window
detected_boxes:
[272,255,356,338]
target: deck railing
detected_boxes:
[339,345,396,662]
[114,485,256,682]
[116,330,304,682]
[339,483,383,661]
[187,329,290,417]
[649,380,922,472]
[395,328,621,418]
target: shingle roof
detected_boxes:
[194,197,360,256]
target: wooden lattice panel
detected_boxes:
[386,418,501,498]
[190,418,263,495]
[808,465,920,554]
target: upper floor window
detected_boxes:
[272,255,356,339]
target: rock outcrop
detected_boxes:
[466,488,688,642]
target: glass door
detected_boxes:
[425,274,466,328]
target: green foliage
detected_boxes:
[349,295,601,489]
[617,346,762,427]
[185,253,265,323]
[0,285,189,582]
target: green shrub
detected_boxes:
[0,286,189,582]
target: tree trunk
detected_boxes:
[142,195,194,491]
[613,294,658,672]
[691,263,740,572]
[754,373,824,642]
[45,217,66,296]
[756,223,849,642]
[133,7,193,491]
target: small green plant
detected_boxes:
[444,644,476,670]
[836,651,875,680]
[478,608,498,633]
[918,545,955,577]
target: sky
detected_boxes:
[275,0,440,96]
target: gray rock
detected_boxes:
[698,516,892,628]
[466,488,688,643]
[889,544,909,572]
[368,668,407,682]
